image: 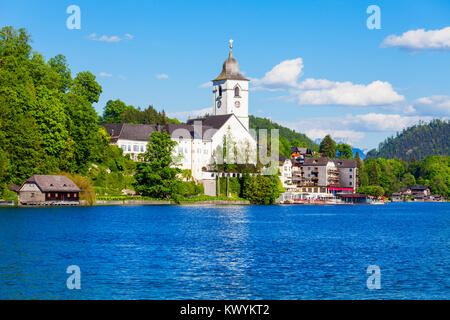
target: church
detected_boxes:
[101,41,257,188]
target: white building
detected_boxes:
[101,41,257,185]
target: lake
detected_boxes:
[0,203,448,299]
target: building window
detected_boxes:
[349,175,352,179]
[349,168,353,172]
[31,192,35,198]
[140,145,144,152]
[349,182,353,186]
[234,86,240,97]
[218,85,222,97]
[67,193,71,198]
[74,193,77,198]
[133,145,139,152]
[128,145,131,152]
[121,145,126,151]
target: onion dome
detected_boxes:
[213,40,249,81]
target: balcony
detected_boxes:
[328,183,341,187]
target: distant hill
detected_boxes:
[249,116,318,154]
[366,119,449,161]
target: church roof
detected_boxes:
[213,45,249,82]
[100,122,219,141]
[186,114,233,129]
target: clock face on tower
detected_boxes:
[217,101,222,108]
[235,101,240,108]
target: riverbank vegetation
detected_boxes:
[357,155,449,199]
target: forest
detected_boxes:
[249,115,319,157]
[366,119,449,161]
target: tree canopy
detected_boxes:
[319,135,336,158]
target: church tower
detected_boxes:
[212,40,250,131]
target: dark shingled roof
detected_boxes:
[334,159,357,169]
[411,185,429,190]
[302,157,331,166]
[23,175,81,192]
[101,123,124,138]
[186,114,233,130]
[100,122,221,141]
[120,124,158,141]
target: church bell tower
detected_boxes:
[212,40,250,131]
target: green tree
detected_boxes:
[336,144,353,159]
[356,186,384,198]
[319,135,336,158]
[133,131,181,199]
[241,174,281,204]
[103,99,129,123]
[48,54,72,93]
[72,71,102,103]
[401,172,416,187]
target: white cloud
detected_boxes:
[156,74,169,79]
[278,113,433,146]
[295,79,405,106]
[306,129,366,146]
[251,58,403,106]
[198,82,212,88]
[252,58,304,91]
[167,107,212,121]
[89,33,134,42]
[408,95,450,116]
[99,72,112,77]
[381,27,450,51]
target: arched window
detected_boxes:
[218,85,222,97]
[234,86,240,97]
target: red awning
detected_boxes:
[328,187,354,191]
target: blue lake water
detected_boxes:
[0,203,449,299]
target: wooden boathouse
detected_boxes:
[18,175,81,206]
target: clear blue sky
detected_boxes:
[1,0,449,150]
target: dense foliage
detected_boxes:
[241,174,283,204]
[249,115,318,157]
[366,119,449,161]
[0,26,133,199]
[133,131,181,199]
[102,99,180,124]
[358,155,449,199]
[319,135,336,158]
[0,27,109,186]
